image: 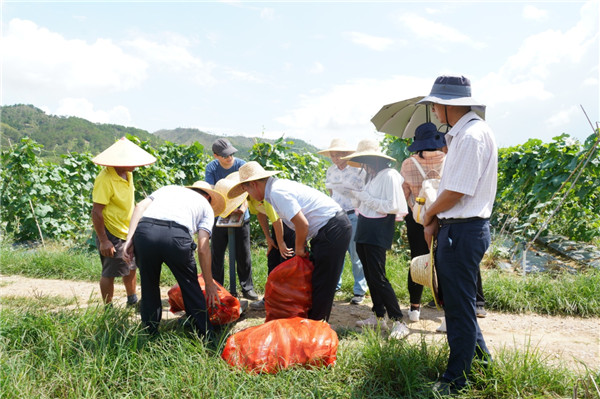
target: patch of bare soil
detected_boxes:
[1,274,598,372]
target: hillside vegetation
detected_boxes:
[0,104,320,161]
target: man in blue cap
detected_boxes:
[419,75,497,395]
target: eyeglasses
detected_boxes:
[219,154,233,159]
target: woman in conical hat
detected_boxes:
[91,137,156,307]
[341,139,410,340]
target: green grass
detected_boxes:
[2,241,599,317]
[1,240,600,398]
[1,302,596,399]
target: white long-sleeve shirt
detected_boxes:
[356,168,408,219]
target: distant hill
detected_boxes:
[0,104,164,160]
[153,128,321,159]
[0,104,321,161]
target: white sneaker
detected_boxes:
[389,321,410,340]
[436,317,447,333]
[408,309,420,322]
[356,314,388,329]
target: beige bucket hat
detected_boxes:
[341,139,396,168]
[227,161,280,199]
[317,138,355,157]
[185,181,226,216]
[92,137,157,167]
[410,241,441,309]
[214,173,249,217]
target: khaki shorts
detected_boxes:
[96,229,137,278]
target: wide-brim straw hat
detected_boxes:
[228,161,280,199]
[92,137,157,167]
[410,241,441,309]
[185,181,226,216]
[341,139,396,168]
[214,173,249,217]
[317,138,355,157]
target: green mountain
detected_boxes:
[153,128,321,159]
[0,104,164,159]
[0,104,321,161]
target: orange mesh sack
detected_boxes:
[221,317,338,374]
[264,255,314,322]
[167,275,241,325]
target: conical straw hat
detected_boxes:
[341,139,395,168]
[410,240,441,308]
[185,181,226,216]
[214,174,249,218]
[92,137,156,167]
[317,138,355,157]
[227,161,280,199]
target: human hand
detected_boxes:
[100,240,116,258]
[122,240,134,264]
[423,219,439,248]
[295,245,309,258]
[204,282,220,309]
[279,243,294,259]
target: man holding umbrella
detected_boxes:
[419,75,497,395]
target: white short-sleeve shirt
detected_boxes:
[264,177,341,240]
[438,111,498,220]
[142,185,215,236]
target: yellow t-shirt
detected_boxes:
[247,197,279,223]
[92,167,134,240]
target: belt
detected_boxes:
[346,209,355,215]
[439,217,488,225]
[139,217,188,232]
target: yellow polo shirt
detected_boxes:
[92,167,134,240]
[247,197,279,223]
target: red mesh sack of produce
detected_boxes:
[167,275,241,325]
[221,317,338,373]
[264,255,314,322]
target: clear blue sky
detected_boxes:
[2,1,598,150]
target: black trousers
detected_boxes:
[405,209,486,307]
[357,242,403,321]
[307,211,352,321]
[133,218,212,335]
[267,223,296,274]
[211,220,254,293]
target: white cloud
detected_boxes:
[309,62,325,74]
[223,68,264,83]
[123,36,217,86]
[344,31,394,51]
[522,5,548,21]
[546,105,579,129]
[260,7,275,20]
[398,13,486,49]
[2,19,147,94]
[275,75,432,148]
[55,98,132,126]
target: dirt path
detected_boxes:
[1,274,598,372]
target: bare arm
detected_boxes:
[291,211,309,258]
[197,229,218,308]
[92,203,115,257]
[273,218,293,259]
[257,212,276,253]
[122,197,153,264]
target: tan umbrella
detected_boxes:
[370,96,485,139]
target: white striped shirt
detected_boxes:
[438,111,498,220]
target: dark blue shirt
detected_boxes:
[204,157,249,220]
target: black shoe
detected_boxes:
[476,305,487,318]
[431,379,459,397]
[426,300,437,309]
[242,289,259,300]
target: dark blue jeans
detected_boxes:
[436,219,491,387]
[134,218,212,336]
[308,211,352,321]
